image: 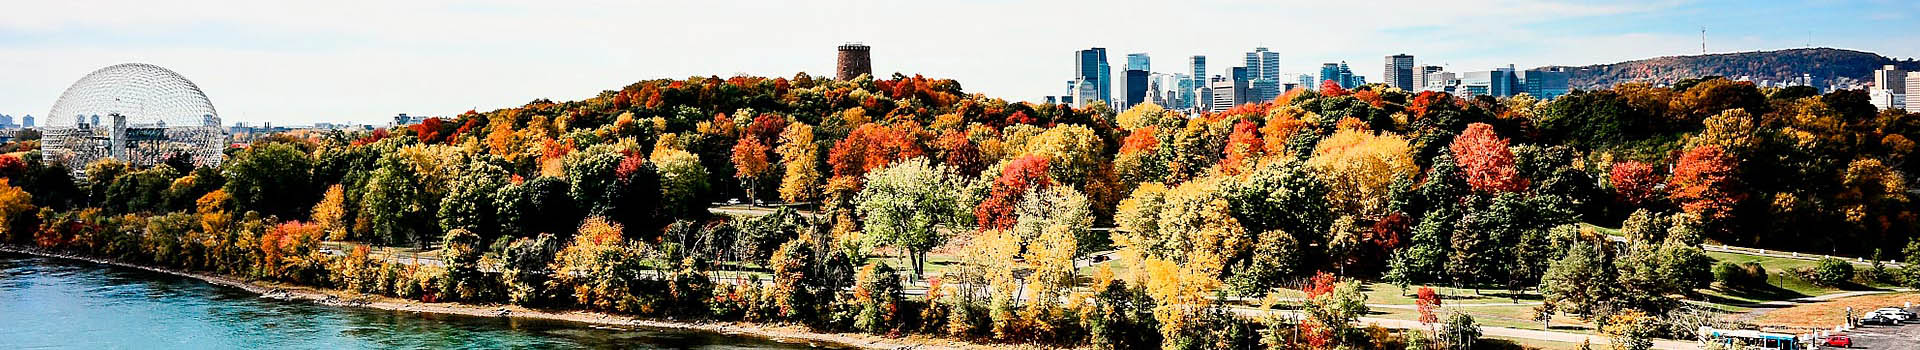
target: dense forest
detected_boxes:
[1,72,1918,349]
[1543,47,1920,89]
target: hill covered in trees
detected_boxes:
[2,72,1919,350]
[1541,47,1920,89]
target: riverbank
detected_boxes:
[0,245,1025,350]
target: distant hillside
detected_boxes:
[1537,48,1920,90]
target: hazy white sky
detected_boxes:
[2,0,1915,125]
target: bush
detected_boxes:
[1440,312,1481,349]
[1712,261,1768,288]
[851,261,903,334]
[1809,258,1854,287]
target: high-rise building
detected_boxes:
[1338,62,1355,88]
[1076,48,1112,107]
[1244,48,1281,102]
[1318,63,1341,89]
[1521,68,1570,100]
[21,115,33,128]
[1120,53,1151,108]
[1875,65,1907,94]
[1413,65,1443,92]
[1462,65,1519,97]
[1298,74,1315,89]
[1210,76,1237,113]
[835,43,872,80]
[1124,69,1149,109]
[1127,53,1151,72]
[1190,55,1209,112]
[1907,72,1920,113]
[1384,54,1415,90]
[1424,71,1459,93]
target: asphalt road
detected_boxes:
[1835,306,1920,349]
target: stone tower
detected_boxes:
[836,43,871,80]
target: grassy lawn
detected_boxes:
[1481,336,1590,350]
[1751,292,1920,328]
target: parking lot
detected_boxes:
[1831,306,1920,349]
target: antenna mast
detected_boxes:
[1700,27,1706,54]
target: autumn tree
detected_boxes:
[975,155,1054,231]
[1450,123,1527,193]
[732,137,773,205]
[775,122,823,203]
[312,184,347,240]
[1608,160,1661,206]
[1669,145,1744,222]
[855,158,962,278]
[1307,129,1417,218]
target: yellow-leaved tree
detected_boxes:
[776,122,821,203]
[1307,128,1415,219]
[312,184,347,240]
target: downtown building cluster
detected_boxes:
[1869,65,1920,113]
[1053,48,1571,113]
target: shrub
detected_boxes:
[852,261,903,334]
[1712,261,1767,288]
[1440,312,1481,349]
[1808,258,1854,287]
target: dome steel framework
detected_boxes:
[42,63,226,171]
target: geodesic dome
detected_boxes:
[41,63,226,172]
[47,63,219,128]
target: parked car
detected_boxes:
[1824,334,1852,348]
[1872,307,1916,322]
[1859,313,1897,325]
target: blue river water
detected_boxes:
[0,252,843,349]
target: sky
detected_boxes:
[1,0,1916,125]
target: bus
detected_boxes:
[1698,327,1808,350]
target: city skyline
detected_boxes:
[2,0,1918,124]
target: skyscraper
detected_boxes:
[1191,55,1209,112]
[1121,53,1151,108]
[1124,69,1149,109]
[1076,48,1112,107]
[22,115,33,128]
[1210,76,1237,113]
[1298,74,1315,89]
[1384,54,1415,90]
[1872,65,1909,111]
[1413,65,1443,92]
[1906,72,1920,113]
[1127,53,1151,72]
[1318,63,1341,89]
[1244,47,1281,102]
[1875,65,1908,94]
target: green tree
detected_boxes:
[360,157,429,246]
[854,158,961,278]
[223,143,315,219]
[440,160,508,241]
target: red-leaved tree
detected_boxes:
[1450,123,1528,193]
[1670,145,1745,221]
[1319,80,1350,97]
[1220,121,1264,175]
[1609,160,1662,206]
[974,155,1053,231]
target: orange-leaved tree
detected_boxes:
[1669,145,1744,221]
[1450,123,1527,193]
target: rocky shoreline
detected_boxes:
[0,245,1012,350]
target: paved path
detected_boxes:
[1231,306,1700,350]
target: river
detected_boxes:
[0,252,844,349]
